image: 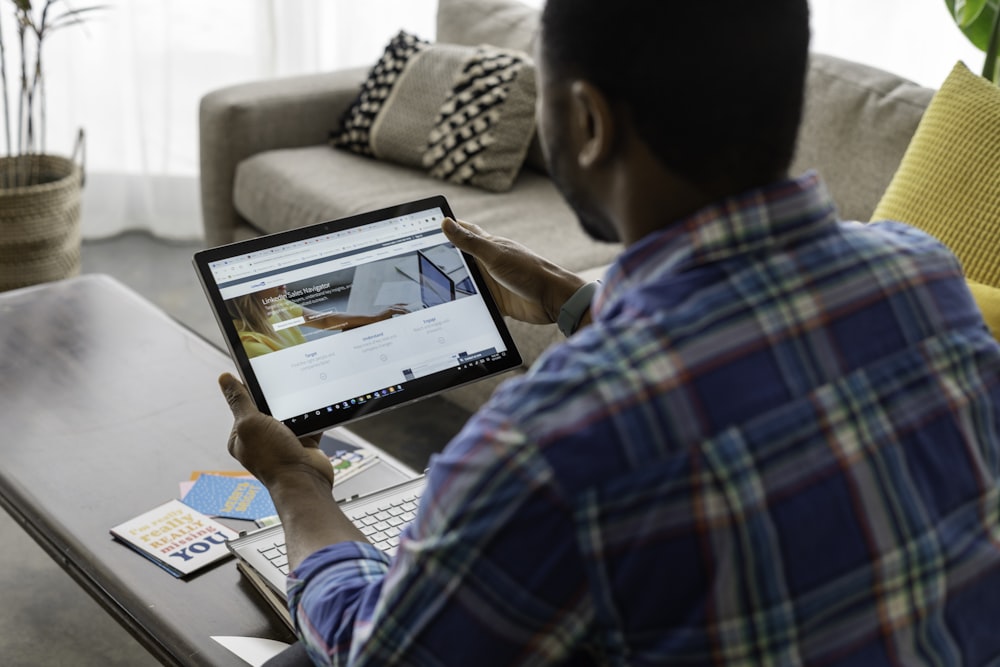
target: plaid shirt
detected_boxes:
[288,173,1000,666]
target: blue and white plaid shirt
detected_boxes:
[288,173,1000,666]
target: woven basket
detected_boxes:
[0,154,83,292]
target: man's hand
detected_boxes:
[443,217,586,325]
[218,372,333,490]
[218,373,367,567]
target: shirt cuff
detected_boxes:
[292,540,390,583]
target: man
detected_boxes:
[219,0,1000,664]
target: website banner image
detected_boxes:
[223,238,501,420]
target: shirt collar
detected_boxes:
[593,171,838,317]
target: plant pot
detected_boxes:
[0,153,83,292]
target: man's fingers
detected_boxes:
[218,373,256,419]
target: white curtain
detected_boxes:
[1,0,986,241]
[810,0,986,89]
[3,0,436,240]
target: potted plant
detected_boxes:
[0,0,101,291]
[945,0,1000,84]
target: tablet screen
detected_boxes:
[193,196,522,436]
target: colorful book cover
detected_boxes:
[109,499,238,578]
[182,473,277,521]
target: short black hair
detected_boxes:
[540,0,810,191]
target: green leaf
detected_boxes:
[954,0,987,28]
[946,0,1000,52]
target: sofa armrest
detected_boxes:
[199,67,367,247]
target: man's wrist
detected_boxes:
[262,464,333,497]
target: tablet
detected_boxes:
[193,196,522,436]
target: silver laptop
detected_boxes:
[227,475,427,609]
[192,195,522,439]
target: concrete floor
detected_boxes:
[0,232,470,666]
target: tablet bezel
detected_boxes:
[193,195,522,436]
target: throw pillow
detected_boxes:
[332,30,537,193]
[967,280,1000,343]
[436,0,548,174]
[871,61,1000,288]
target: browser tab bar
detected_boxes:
[207,209,445,284]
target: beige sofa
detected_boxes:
[199,0,934,412]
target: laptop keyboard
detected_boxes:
[351,490,421,555]
[255,487,422,574]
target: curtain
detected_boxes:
[809,0,985,88]
[3,0,436,240]
[1,0,985,241]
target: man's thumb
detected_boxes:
[442,217,482,252]
[219,373,255,418]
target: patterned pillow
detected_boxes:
[332,31,537,193]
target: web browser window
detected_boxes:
[194,197,521,435]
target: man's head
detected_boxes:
[536,0,811,244]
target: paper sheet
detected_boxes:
[374,280,420,306]
[211,636,291,666]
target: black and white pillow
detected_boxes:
[332,31,536,193]
[333,31,430,156]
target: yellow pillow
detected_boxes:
[967,280,1000,342]
[871,61,1000,288]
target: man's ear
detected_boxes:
[570,80,616,168]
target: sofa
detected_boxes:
[199,0,938,413]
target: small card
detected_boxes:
[182,473,277,521]
[110,499,238,577]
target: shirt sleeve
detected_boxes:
[286,406,596,666]
[288,542,391,665]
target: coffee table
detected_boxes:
[0,274,389,666]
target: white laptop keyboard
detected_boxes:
[348,490,421,555]
[255,487,422,575]
[231,476,427,589]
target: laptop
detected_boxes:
[369,248,457,311]
[416,249,455,307]
[226,475,427,627]
[192,195,522,438]
[192,196,522,621]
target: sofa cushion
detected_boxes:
[437,0,539,55]
[790,54,934,224]
[332,30,537,193]
[871,61,1000,288]
[233,145,620,275]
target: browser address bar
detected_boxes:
[224,226,424,280]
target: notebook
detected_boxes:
[192,195,522,437]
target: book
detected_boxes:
[110,499,239,578]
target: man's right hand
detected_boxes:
[443,217,586,325]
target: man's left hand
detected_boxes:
[218,372,334,489]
